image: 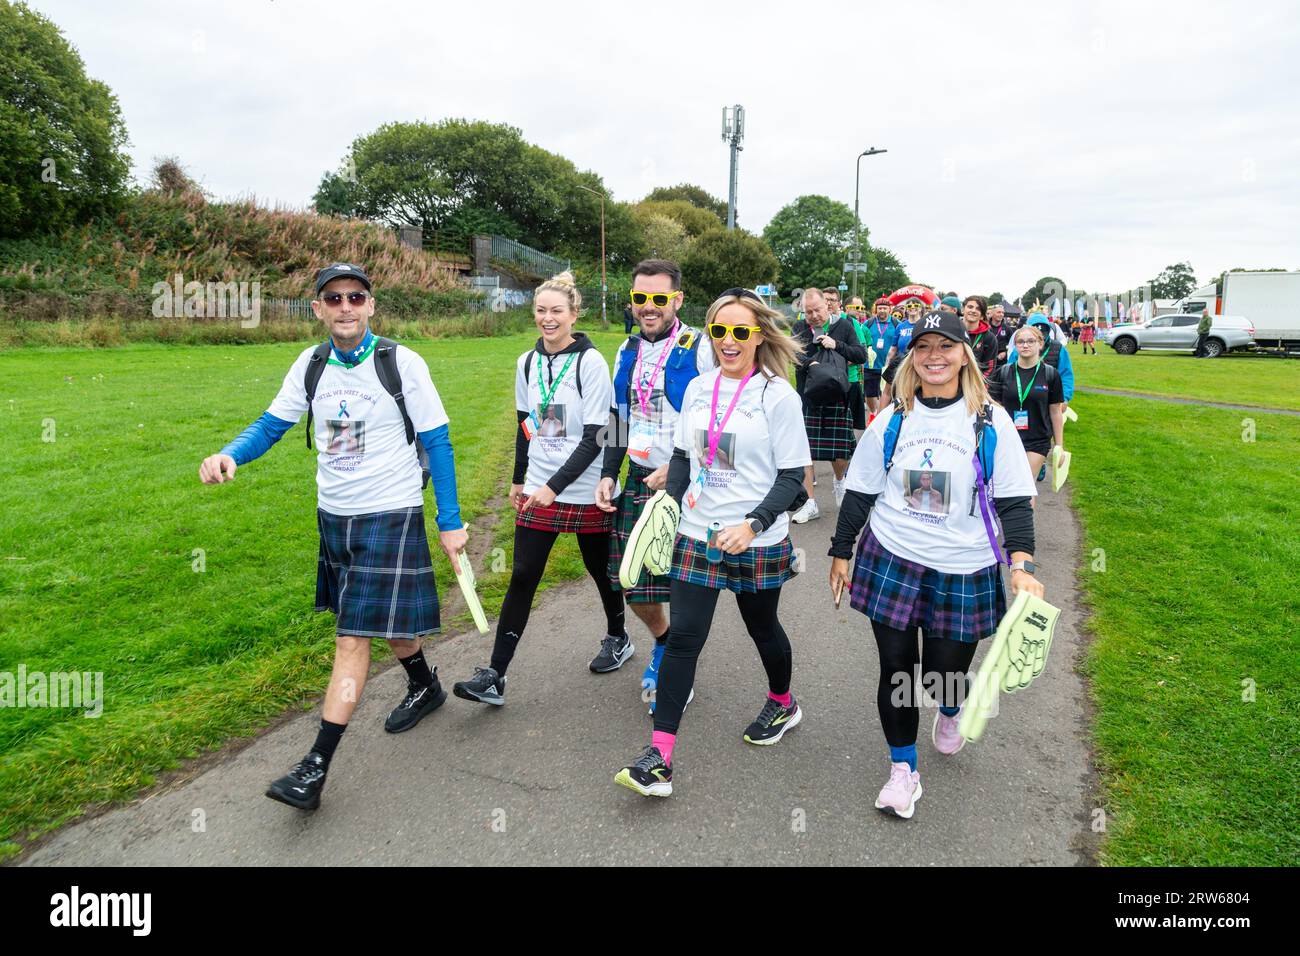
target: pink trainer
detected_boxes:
[874,761,922,819]
[932,708,966,755]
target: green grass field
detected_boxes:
[1069,343,1300,411]
[0,330,627,856]
[2,332,1297,864]
[1068,392,1300,865]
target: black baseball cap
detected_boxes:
[314,262,371,295]
[909,309,970,347]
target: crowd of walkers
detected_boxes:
[200,259,1074,822]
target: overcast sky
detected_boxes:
[32,0,1300,297]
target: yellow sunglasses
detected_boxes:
[708,322,762,342]
[631,291,683,307]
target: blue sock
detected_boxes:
[890,744,918,771]
[939,704,959,717]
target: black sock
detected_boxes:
[654,629,670,647]
[310,719,347,767]
[398,647,434,687]
[490,631,520,678]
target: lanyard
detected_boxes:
[328,331,376,368]
[1014,361,1042,405]
[632,322,678,417]
[871,320,887,340]
[705,368,755,469]
[535,351,577,414]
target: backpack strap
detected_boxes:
[971,401,1005,564]
[373,338,430,488]
[303,342,332,449]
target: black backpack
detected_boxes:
[303,338,429,488]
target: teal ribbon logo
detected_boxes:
[920,448,934,468]
[338,400,350,418]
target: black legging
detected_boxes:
[490,525,624,675]
[871,621,979,747]
[654,579,792,735]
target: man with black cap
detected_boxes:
[198,263,468,811]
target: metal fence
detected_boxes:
[490,235,570,279]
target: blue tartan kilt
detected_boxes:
[315,506,440,640]
[848,530,1005,644]
[669,533,796,594]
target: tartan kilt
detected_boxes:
[515,499,613,534]
[803,401,857,460]
[848,530,1006,644]
[607,462,671,603]
[669,533,796,594]
[315,506,440,640]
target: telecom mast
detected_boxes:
[721,105,744,230]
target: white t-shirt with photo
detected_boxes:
[844,397,1036,574]
[615,326,714,470]
[674,368,812,548]
[515,342,613,505]
[267,344,449,516]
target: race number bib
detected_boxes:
[685,470,706,510]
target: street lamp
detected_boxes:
[577,183,608,329]
[852,147,887,301]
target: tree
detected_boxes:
[0,1,131,238]
[859,244,910,303]
[633,199,722,239]
[761,195,856,291]
[1149,261,1197,300]
[680,229,779,302]
[314,119,635,263]
[644,184,728,224]
[987,292,1004,305]
[634,212,690,263]
[1021,276,1068,310]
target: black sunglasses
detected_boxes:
[321,291,369,307]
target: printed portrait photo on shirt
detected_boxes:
[903,468,949,514]
[536,403,567,438]
[693,427,736,472]
[325,419,365,455]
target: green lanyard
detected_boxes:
[972,332,983,349]
[535,351,577,414]
[1014,362,1042,405]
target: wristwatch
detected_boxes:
[746,517,765,535]
[1010,560,1037,574]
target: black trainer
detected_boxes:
[384,670,447,733]
[589,632,634,673]
[265,752,328,810]
[614,745,673,797]
[453,666,506,706]
[743,696,803,746]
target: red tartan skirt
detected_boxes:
[515,499,613,534]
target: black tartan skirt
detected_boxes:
[315,506,440,640]
[607,462,672,603]
[803,401,857,460]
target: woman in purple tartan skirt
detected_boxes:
[614,289,811,799]
[451,272,627,707]
[827,310,1047,821]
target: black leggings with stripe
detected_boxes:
[871,621,979,747]
[490,525,624,676]
[653,579,792,735]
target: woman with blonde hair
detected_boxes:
[616,289,811,797]
[453,271,626,705]
[828,310,1043,820]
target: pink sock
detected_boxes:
[768,690,793,708]
[651,731,676,766]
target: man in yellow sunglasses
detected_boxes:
[597,259,713,711]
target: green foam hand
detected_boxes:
[959,592,1061,741]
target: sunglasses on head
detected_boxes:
[708,322,762,342]
[631,290,682,307]
[719,287,763,303]
[321,291,369,307]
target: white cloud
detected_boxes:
[33,0,1300,295]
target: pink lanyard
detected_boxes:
[633,322,678,417]
[705,367,755,469]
